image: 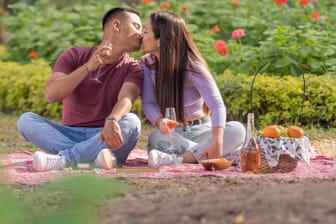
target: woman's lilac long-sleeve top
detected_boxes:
[141,56,226,129]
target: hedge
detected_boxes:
[0,60,335,127]
[216,70,336,127]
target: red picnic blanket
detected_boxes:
[1,148,336,185]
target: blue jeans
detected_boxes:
[17,112,141,166]
[148,121,246,163]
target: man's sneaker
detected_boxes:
[148,149,183,168]
[32,151,67,172]
[94,148,116,170]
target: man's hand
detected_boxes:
[86,43,112,72]
[99,120,124,149]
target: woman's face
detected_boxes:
[142,19,160,58]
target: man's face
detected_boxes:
[118,12,143,52]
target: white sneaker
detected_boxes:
[148,149,183,168]
[32,151,67,172]
[94,148,116,170]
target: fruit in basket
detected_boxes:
[263,125,281,138]
[287,126,304,138]
[201,158,233,171]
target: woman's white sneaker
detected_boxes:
[148,149,183,168]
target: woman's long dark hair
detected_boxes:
[150,11,208,122]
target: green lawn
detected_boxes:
[1,113,335,157]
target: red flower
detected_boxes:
[300,0,310,5]
[274,0,288,5]
[143,0,151,3]
[232,0,239,7]
[215,40,229,56]
[182,6,188,13]
[29,51,39,59]
[211,25,220,33]
[311,11,320,19]
[161,3,170,9]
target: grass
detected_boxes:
[1,112,335,156]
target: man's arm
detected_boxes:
[99,82,141,149]
[108,82,141,120]
[46,45,110,103]
[45,64,90,103]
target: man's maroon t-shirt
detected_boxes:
[53,46,143,127]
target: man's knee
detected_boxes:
[17,112,37,135]
[121,113,141,129]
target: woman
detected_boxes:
[141,10,245,168]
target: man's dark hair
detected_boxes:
[102,7,140,30]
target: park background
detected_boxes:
[0,1,336,224]
[0,0,335,127]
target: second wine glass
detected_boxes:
[91,41,113,83]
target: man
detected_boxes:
[17,7,144,172]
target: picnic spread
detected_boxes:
[1,142,336,185]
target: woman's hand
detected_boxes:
[199,140,223,160]
[158,118,179,134]
[199,126,224,160]
[99,120,123,149]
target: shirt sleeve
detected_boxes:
[141,63,162,126]
[188,64,226,128]
[124,60,144,93]
[53,48,77,74]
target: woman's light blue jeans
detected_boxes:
[148,121,246,163]
[17,112,141,166]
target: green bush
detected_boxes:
[216,71,336,128]
[0,44,10,60]
[0,59,61,118]
[1,0,126,64]
[1,0,336,76]
[1,60,335,127]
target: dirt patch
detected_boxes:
[100,177,336,224]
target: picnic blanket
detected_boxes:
[1,148,336,185]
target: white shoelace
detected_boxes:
[158,153,176,166]
[45,155,65,170]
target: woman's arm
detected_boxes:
[189,64,226,159]
[141,64,163,126]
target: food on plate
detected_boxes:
[201,158,233,171]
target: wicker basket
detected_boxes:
[258,140,298,173]
[249,60,305,173]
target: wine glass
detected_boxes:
[165,107,179,130]
[91,41,113,83]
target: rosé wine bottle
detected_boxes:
[240,113,261,173]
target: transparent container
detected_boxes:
[240,113,261,173]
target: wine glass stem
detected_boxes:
[95,66,102,80]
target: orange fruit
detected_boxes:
[263,125,281,138]
[287,126,304,138]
